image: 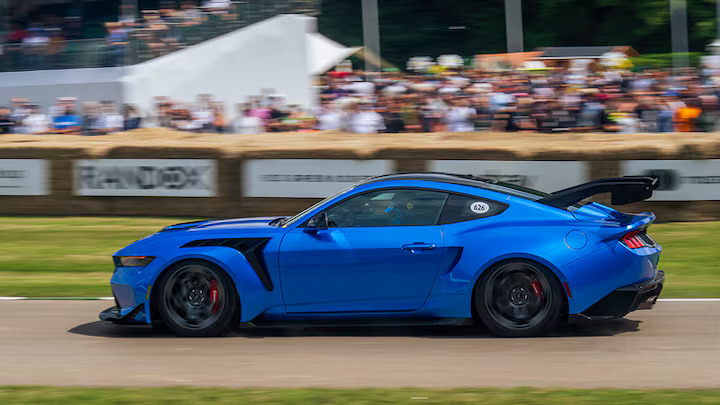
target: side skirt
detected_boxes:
[247,317,473,328]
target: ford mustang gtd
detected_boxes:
[101,173,664,337]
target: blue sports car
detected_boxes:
[101,173,664,337]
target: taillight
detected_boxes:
[621,230,652,249]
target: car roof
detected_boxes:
[359,172,490,188]
[358,172,550,201]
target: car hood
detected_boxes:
[115,217,286,257]
[160,217,281,232]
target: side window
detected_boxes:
[325,189,448,227]
[438,194,507,224]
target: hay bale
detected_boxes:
[239,197,320,218]
[395,159,427,173]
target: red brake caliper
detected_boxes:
[531,280,544,299]
[210,279,219,314]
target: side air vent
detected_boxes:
[181,238,273,291]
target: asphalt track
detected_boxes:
[1,300,718,388]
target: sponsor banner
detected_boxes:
[429,160,589,193]
[621,160,720,201]
[75,159,216,197]
[244,159,393,198]
[0,159,48,196]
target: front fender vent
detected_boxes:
[181,238,273,291]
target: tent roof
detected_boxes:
[538,46,618,59]
[307,33,360,75]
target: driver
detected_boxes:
[385,194,414,225]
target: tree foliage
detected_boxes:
[318,0,720,66]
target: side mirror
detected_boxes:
[304,212,328,234]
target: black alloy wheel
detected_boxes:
[158,260,237,337]
[475,261,563,337]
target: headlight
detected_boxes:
[113,256,155,267]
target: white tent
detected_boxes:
[306,33,361,75]
[124,14,352,116]
[0,15,357,117]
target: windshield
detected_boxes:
[280,185,357,227]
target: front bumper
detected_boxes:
[581,270,664,319]
[99,303,146,325]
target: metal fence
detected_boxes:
[0,0,321,72]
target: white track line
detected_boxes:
[658,298,720,302]
[0,297,114,301]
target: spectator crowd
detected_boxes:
[0,97,141,135]
[312,66,720,134]
[2,66,720,135]
[3,0,313,70]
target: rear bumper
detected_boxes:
[580,270,664,319]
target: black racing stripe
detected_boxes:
[181,238,274,291]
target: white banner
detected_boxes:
[429,160,589,193]
[244,159,393,198]
[75,159,216,197]
[621,160,720,201]
[0,159,48,196]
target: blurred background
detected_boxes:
[0,0,718,403]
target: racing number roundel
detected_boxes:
[470,201,490,214]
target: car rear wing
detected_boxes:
[540,177,659,209]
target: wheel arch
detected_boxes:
[148,255,242,323]
[469,255,570,319]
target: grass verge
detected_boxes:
[0,217,717,298]
[1,387,720,405]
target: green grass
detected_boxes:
[0,217,182,297]
[0,217,717,298]
[1,387,719,405]
[649,221,720,298]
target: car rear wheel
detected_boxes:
[475,261,562,337]
[157,261,237,337]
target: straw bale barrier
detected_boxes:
[0,130,719,221]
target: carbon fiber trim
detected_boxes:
[181,238,273,291]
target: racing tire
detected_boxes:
[156,260,238,337]
[474,261,563,337]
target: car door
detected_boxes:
[278,188,448,313]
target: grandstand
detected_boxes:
[1,0,322,72]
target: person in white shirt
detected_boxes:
[233,104,265,134]
[344,81,376,97]
[316,102,343,131]
[10,98,31,134]
[349,104,386,134]
[98,101,124,134]
[446,98,476,132]
[192,96,215,132]
[23,106,51,135]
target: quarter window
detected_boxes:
[325,189,449,227]
[438,194,507,224]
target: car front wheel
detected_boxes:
[157,260,238,337]
[475,261,563,337]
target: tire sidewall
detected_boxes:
[157,260,238,337]
[474,261,563,337]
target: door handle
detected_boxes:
[402,243,437,252]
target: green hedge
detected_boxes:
[632,53,704,70]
